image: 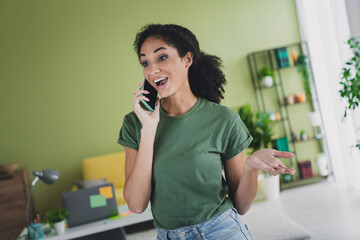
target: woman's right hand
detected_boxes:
[133,81,160,130]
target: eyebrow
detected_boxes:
[140,47,167,57]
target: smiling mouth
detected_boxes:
[154,77,168,87]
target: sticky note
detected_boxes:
[99,186,113,199]
[109,215,122,220]
[90,194,107,208]
[120,211,133,217]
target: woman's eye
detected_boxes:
[141,61,149,67]
[158,55,168,61]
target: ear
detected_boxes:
[184,51,193,68]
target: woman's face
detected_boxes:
[139,37,192,98]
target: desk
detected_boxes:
[18,205,153,240]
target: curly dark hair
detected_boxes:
[133,24,226,104]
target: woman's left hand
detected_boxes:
[246,149,296,175]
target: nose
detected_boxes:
[146,63,160,78]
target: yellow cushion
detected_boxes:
[82,152,126,205]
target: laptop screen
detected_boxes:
[61,183,118,227]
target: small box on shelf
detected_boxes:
[284,93,307,106]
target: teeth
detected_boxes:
[154,77,167,83]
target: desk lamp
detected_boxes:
[26,170,60,238]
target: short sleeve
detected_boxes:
[222,114,253,161]
[117,112,141,150]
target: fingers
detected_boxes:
[273,150,296,175]
[135,80,145,93]
[135,95,149,103]
[248,154,279,174]
[133,81,147,98]
[133,81,150,104]
[250,149,296,175]
[256,161,275,173]
[133,86,152,113]
[133,90,150,101]
[274,150,295,159]
[268,158,295,175]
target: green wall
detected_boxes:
[0,0,301,214]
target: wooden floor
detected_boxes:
[125,180,360,240]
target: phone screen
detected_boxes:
[141,78,158,111]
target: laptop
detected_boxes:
[61,183,119,227]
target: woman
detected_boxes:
[118,24,296,240]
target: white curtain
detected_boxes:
[296,0,360,190]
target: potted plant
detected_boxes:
[299,130,307,141]
[340,36,360,150]
[258,66,274,87]
[238,104,261,152]
[255,111,274,148]
[238,104,274,151]
[44,208,70,235]
[238,105,280,200]
[296,55,313,107]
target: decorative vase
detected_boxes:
[262,76,273,87]
[53,220,66,235]
[316,155,329,176]
[259,174,280,200]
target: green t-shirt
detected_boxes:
[118,97,252,229]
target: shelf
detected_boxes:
[280,175,326,191]
[293,137,323,144]
[273,118,288,123]
[249,41,306,56]
[248,41,332,190]
[282,101,308,107]
[272,65,297,71]
[257,82,281,90]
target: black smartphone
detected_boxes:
[141,77,158,111]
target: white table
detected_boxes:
[18,205,153,240]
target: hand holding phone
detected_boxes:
[140,77,158,111]
[132,78,160,129]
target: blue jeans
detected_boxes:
[156,208,253,240]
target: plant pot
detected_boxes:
[259,174,280,200]
[262,76,273,87]
[53,220,66,235]
[282,174,293,183]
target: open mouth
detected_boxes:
[154,77,168,87]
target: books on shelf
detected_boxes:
[275,47,290,68]
[297,160,314,179]
[274,137,290,152]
